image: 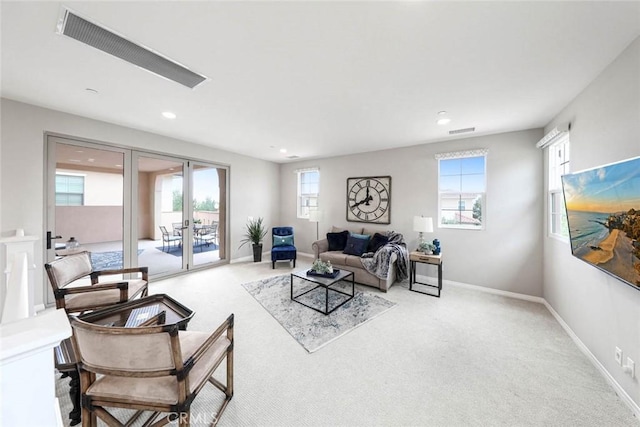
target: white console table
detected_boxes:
[0,309,71,427]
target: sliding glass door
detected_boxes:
[192,163,227,267]
[132,153,227,276]
[45,136,130,305]
[45,135,229,304]
[134,154,189,276]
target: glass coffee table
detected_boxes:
[78,293,194,328]
[291,269,355,315]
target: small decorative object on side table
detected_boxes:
[409,251,443,297]
[418,241,435,254]
[432,239,441,255]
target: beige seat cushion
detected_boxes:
[64,279,147,311]
[86,331,230,405]
[320,251,348,266]
[344,255,364,268]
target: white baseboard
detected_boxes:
[415,274,544,303]
[297,251,314,259]
[418,273,639,419]
[542,300,640,420]
[230,255,254,264]
[231,252,314,264]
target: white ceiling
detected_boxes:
[2,1,639,163]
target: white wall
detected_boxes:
[281,128,544,296]
[543,37,640,409]
[0,98,280,309]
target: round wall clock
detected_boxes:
[346,176,391,224]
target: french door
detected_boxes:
[131,153,227,274]
[45,135,227,305]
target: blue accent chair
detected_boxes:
[271,227,296,269]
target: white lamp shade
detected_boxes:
[413,216,433,233]
[309,210,323,222]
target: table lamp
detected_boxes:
[413,216,433,249]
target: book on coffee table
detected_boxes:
[124,304,161,327]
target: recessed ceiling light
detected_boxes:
[280,148,287,153]
[437,110,447,115]
[437,118,451,125]
[162,111,177,119]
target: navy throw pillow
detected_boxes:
[368,232,389,253]
[326,230,349,251]
[343,234,370,257]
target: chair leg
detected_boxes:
[226,345,234,398]
[293,258,296,268]
[272,261,275,269]
[178,410,190,427]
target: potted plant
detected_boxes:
[239,217,268,262]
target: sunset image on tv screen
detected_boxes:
[561,156,640,288]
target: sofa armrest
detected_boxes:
[311,238,329,258]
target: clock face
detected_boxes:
[346,176,391,224]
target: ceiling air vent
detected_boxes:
[449,127,476,135]
[56,8,207,89]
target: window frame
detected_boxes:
[296,168,320,219]
[547,135,570,241]
[55,173,85,206]
[436,150,487,230]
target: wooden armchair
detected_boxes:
[69,313,234,426]
[45,251,148,315]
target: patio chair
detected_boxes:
[45,251,149,315]
[196,223,218,251]
[171,222,183,236]
[160,225,182,252]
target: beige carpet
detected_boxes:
[57,257,637,426]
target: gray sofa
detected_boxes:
[311,226,398,292]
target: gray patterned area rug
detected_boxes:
[91,249,144,271]
[242,274,397,353]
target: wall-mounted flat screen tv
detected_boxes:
[561,156,640,289]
